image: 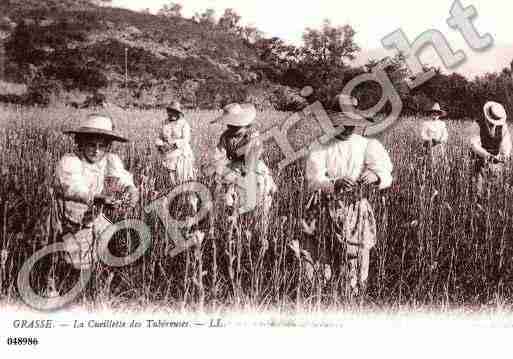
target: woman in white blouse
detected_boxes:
[420,103,449,165]
[470,101,512,197]
[303,98,393,296]
[212,103,277,227]
[155,101,198,215]
[56,114,138,269]
[155,101,196,185]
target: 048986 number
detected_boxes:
[7,337,39,346]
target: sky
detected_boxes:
[109,0,513,78]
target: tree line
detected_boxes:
[2,0,513,119]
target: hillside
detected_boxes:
[0,0,279,109]
[2,1,512,119]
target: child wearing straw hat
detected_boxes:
[212,103,277,224]
[302,95,393,296]
[55,114,139,270]
[420,102,449,164]
[470,101,512,197]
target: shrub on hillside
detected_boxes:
[25,75,62,106]
[196,80,248,109]
[244,86,275,111]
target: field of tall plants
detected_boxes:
[1,103,513,313]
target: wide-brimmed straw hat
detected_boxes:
[483,101,507,126]
[428,103,447,118]
[213,103,256,127]
[337,94,358,108]
[330,112,373,127]
[63,114,128,142]
[166,101,184,116]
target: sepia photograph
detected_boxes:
[1,0,513,355]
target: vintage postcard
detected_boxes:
[1,0,512,356]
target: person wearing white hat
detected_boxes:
[419,102,449,165]
[55,113,139,270]
[303,95,393,296]
[212,103,277,226]
[470,101,512,196]
[155,101,196,185]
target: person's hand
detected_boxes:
[359,170,379,186]
[334,177,356,193]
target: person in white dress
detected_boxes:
[303,95,393,295]
[155,101,198,216]
[470,101,512,197]
[155,101,196,185]
[420,103,449,166]
[55,114,139,270]
[212,103,277,229]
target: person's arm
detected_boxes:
[362,139,393,190]
[162,121,191,149]
[174,121,192,148]
[420,122,432,142]
[160,124,172,143]
[440,122,449,144]
[470,135,492,160]
[106,154,135,188]
[499,127,512,159]
[244,133,264,171]
[267,170,277,194]
[55,155,93,205]
[213,137,229,175]
[305,147,333,193]
[157,125,175,152]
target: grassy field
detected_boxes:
[1,103,513,313]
